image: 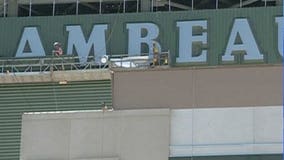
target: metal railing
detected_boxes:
[106,51,170,69]
[0,55,103,74]
[0,51,170,74]
[12,0,279,18]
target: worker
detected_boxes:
[53,42,63,56]
[152,42,159,66]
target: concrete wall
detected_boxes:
[21,106,282,159]
[112,65,282,109]
[20,109,170,160]
[170,106,283,157]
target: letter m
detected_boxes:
[66,25,108,64]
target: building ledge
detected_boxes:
[0,69,111,83]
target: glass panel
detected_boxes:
[101,0,123,14]
[55,2,76,15]
[194,0,216,9]
[265,0,276,6]
[218,0,241,8]
[241,0,276,7]
[153,0,169,11]
[241,0,263,7]
[125,0,139,12]
[18,4,30,16]
[18,0,55,4]
[30,4,53,16]
[170,0,192,11]
[78,2,100,14]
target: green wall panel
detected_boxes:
[0,80,112,160]
[0,6,281,65]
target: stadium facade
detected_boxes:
[0,0,282,160]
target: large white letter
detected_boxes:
[222,19,263,61]
[177,20,207,63]
[66,25,108,64]
[276,17,283,57]
[127,23,160,56]
[15,27,45,57]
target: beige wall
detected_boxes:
[21,109,170,160]
[112,65,282,109]
[170,106,283,157]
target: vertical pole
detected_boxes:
[29,0,32,16]
[3,0,6,17]
[123,0,126,13]
[151,0,153,12]
[264,0,267,7]
[168,0,171,11]
[76,0,79,15]
[136,0,139,12]
[52,0,55,16]
[240,0,242,8]
[216,0,218,9]
[191,0,194,10]
[99,0,102,14]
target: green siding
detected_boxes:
[170,154,283,160]
[0,80,112,160]
[0,6,281,65]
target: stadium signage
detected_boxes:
[15,17,283,64]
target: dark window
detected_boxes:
[101,1,123,14]
[265,1,276,6]
[153,0,170,12]
[78,2,100,14]
[18,4,30,17]
[170,0,192,11]
[218,0,241,8]
[242,0,276,7]
[194,0,216,9]
[125,0,140,12]
[30,4,53,16]
[55,3,76,15]
[16,0,279,17]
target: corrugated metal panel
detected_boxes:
[169,154,282,160]
[0,80,111,160]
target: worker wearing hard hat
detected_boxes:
[53,42,63,56]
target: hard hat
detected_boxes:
[53,42,60,46]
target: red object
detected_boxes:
[54,47,63,56]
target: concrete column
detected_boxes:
[7,0,18,17]
[141,0,151,12]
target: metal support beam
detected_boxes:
[164,1,191,10]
